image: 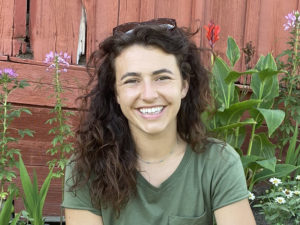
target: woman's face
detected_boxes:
[114,44,189,137]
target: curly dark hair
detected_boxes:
[70,23,211,216]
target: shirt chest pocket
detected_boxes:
[168,211,209,225]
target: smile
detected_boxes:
[139,106,164,115]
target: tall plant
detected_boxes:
[19,156,53,225]
[275,10,300,167]
[0,190,21,225]
[203,27,299,190]
[0,69,33,209]
[44,51,74,178]
[44,52,75,225]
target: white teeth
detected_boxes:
[139,107,163,114]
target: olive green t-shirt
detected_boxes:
[62,141,249,225]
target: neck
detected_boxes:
[131,126,184,162]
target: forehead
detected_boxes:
[114,44,179,75]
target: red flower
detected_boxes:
[204,22,220,48]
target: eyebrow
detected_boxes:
[120,69,174,80]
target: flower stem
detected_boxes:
[0,81,9,201]
[288,23,299,97]
[1,82,8,156]
[54,58,64,161]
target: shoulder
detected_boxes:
[194,138,240,163]
[64,154,89,191]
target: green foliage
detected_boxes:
[19,156,53,225]
[275,11,300,165]
[226,36,241,67]
[253,176,300,224]
[45,54,74,179]
[207,36,297,191]
[0,70,34,205]
[0,190,21,225]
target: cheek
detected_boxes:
[116,88,137,107]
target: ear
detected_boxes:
[116,94,120,104]
[181,79,189,99]
[115,85,120,104]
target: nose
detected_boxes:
[140,81,158,102]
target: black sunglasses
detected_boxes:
[113,18,177,35]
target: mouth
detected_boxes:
[138,106,164,115]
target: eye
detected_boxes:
[124,79,139,84]
[157,76,171,81]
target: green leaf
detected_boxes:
[51,136,63,147]
[9,109,21,118]
[18,129,35,138]
[285,121,300,165]
[256,108,285,137]
[19,156,51,225]
[45,117,57,125]
[10,212,21,225]
[256,53,277,71]
[251,55,280,102]
[241,155,263,169]
[226,126,246,150]
[221,99,262,124]
[211,118,256,132]
[226,36,240,67]
[19,156,35,216]
[251,133,276,159]
[5,171,16,181]
[20,108,32,115]
[6,149,20,157]
[0,190,15,225]
[257,69,284,83]
[225,69,258,84]
[256,157,277,172]
[212,57,237,108]
[253,164,299,184]
[39,168,53,217]
[18,80,30,88]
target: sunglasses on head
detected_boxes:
[113,18,177,35]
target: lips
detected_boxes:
[137,106,165,119]
[138,106,164,114]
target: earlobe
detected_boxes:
[181,80,189,99]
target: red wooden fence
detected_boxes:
[0,0,299,219]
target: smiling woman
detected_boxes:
[115,44,188,137]
[61,18,256,225]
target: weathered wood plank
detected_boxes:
[13,0,27,38]
[12,0,27,56]
[119,0,141,24]
[82,0,97,61]
[240,0,262,84]
[29,0,82,63]
[6,56,88,71]
[256,0,298,57]
[0,55,8,60]
[92,0,119,49]
[190,0,206,47]
[140,0,155,21]
[0,60,89,108]
[8,106,77,165]
[0,0,14,55]
[155,0,193,27]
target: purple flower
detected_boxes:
[283,10,300,31]
[44,51,71,72]
[0,68,18,78]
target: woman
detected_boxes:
[62,18,256,225]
